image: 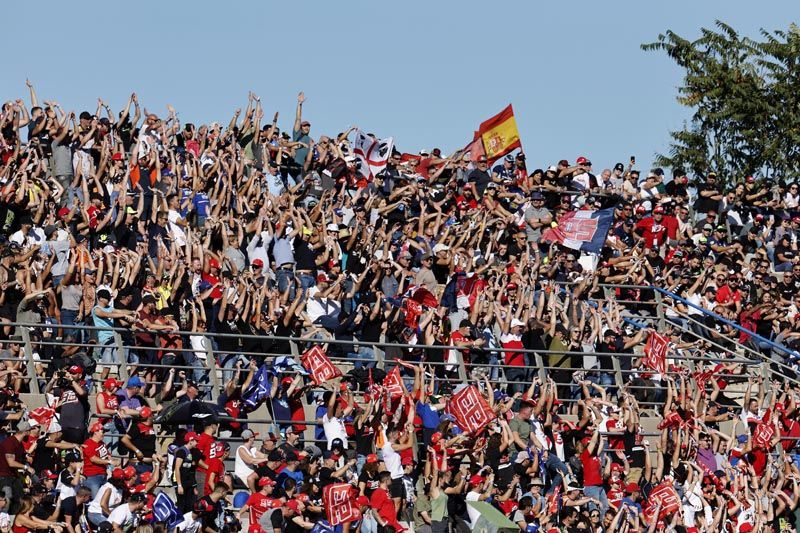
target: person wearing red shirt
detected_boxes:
[195,421,218,489]
[0,422,35,514]
[82,422,117,498]
[634,206,674,248]
[203,441,229,496]
[579,429,609,516]
[237,477,279,533]
[369,472,404,531]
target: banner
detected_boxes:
[383,367,405,399]
[474,105,521,163]
[241,364,272,411]
[643,332,669,374]
[28,407,55,429]
[352,129,394,180]
[541,208,615,253]
[547,485,561,515]
[153,492,183,529]
[753,419,776,449]
[301,346,342,385]
[644,481,680,522]
[323,483,361,526]
[445,385,495,434]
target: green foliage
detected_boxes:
[642,21,800,184]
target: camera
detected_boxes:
[56,370,71,389]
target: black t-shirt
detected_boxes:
[126,422,157,457]
[31,435,59,472]
[318,466,337,488]
[358,470,380,499]
[197,496,222,532]
[354,418,375,456]
[173,446,196,488]
[58,495,85,524]
[292,236,319,271]
[467,169,491,196]
[695,184,721,213]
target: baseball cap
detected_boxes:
[286,500,302,514]
[185,432,199,442]
[251,258,264,268]
[103,378,123,390]
[208,258,220,269]
[40,469,58,480]
[111,468,126,480]
[366,453,379,464]
[89,421,104,434]
[653,206,665,214]
[140,407,153,419]
[469,474,484,485]
[531,191,544,200]
[241,429,259,440]
[67,365,83,375]
[625,483,640,494]
[614,163,624,172]
[258,477,276,487]
[127,376,145,388]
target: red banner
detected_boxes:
[323,483,361,526]
[29,407,55,429]
[301,346,342,386]
[445,385,495,434]
[644,481,680,522]
[643,332,669,374]
[753,420,776,449]
[547,485,561,515]
[383,367,405,399]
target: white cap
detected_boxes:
[432,243,450,254]
[511,318,526,328]
[326,223,339,232]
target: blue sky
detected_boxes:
[3,1,796,173]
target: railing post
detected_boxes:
[19,327,39,394]
[654,291,666,333]
[457,352,468,382]
[114,332,129,381]
[534,351,547,383]
[290,339,300,359]
[373,344,385,370]
[612,356,624,389]
[205,341,221,401]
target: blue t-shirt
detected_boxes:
[416,403,441,429]
[193,192,210,216]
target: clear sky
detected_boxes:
[3,1,797,173]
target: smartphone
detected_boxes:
[630,156,636,165]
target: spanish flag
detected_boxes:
[474,104,521,163]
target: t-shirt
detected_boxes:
[108,503,135,530]
[0,436,24,476]
[466,491,481,526]
[381,438,403,480]
[59,495,85,524]
[322,414,348,449]
[246,492,279,526]
[370,488,398,528]
[196,433,215,474]
[82,438,110,477]
[500,332,525,366]
[176,511,202,533]
[173,446,196,488]
[508,417,532,455]
[580,448,602,487]
[203,457,225,496]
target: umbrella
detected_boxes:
[155,400,232,426]
[467,501,518,533]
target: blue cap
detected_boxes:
[127,376,145,388]
[737,434,749,444]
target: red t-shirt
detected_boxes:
[289,393,306,433]
[246,492,279,527]
[0,436,25,477]
[500,333,525,366]
[83,438,110,477]
[96,392,119,421]
[580,449,603,487]
[716,285,742,306]
[370,488,400,529]
[635,217,668,248]
[196,433,215,473]
[203,457,226,496]
[781,417,800,451]
[607,489,624,509]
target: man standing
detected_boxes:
[0,421,35,513]
[524,192,552,246]
[292,92,312,173]
[174,432,200,513]
[369,471,403,532]
[468,156,492,196]
[508,401,534,456]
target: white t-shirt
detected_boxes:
[108,503,135,530]
[176,511,202,533]
[466,491,481,526]
[234,445,258,484]
[322,414,348,449]
[168,209,187,246]
[381,432,403,480]
[88,482,123,515]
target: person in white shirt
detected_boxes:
[175,509,203,533]
[86,474,125,526]
[107,493,146,533]
[322,391,352,449]
[465,472,494,527]
[234,429,267,491]
[380,424,415,512]
[166,194,188,247]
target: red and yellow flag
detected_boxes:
[474,104,521,163]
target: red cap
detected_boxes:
[430,432,443,445]
[41,469,58,480]
[285,500,301,513]
[281,376,294,386]
[58,207,71,219]
[140,471,153,483]
[316,274,329,284]
[611,463,624,472]
[739,524,753,533]
[185,431,199,442]
[123,466,136,479]
[140,407,153,419]
[68,365,83,375]
[366,453,379,464]
[252,258,264,268]
[103,378,123,390]
[653,206,665,214]
[356,495,370,506]
[90,421,105,434]
[469,474,485,485]
[111,468,126,480]
[208,258,220,269]
[258,477,276,487]
[635,205,647,214]
[111,152,124,161]
[576,156,588,165]
[506,282,518,290]
[625,483,640,494]
[295,493,310,503]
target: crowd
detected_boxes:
[0,81,798,532]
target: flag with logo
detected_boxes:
[541,208,615,253]
[643,332,669,375]
[301,346,342,385]
[753,412,776,449]
[473,104,521,163]
[383,367,406,399]
[547,485,561,515]
[153,491,183,529]
[445,385,495,434]
[352,129,394,180]
[28,407,56,430]
[323,483,361,526]
[643,481,680,522]
[241,363,272,412]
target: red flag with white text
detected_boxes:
[383,367,405,399]
[301,346,342,385]
[445,385,495,434]
[324,483,361,526]
[643,332,669,374]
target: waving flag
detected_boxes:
[153,492,183,529]
[242,364,272,411]
[352,129,394,180]
[323,483,361,526]
[542,208,615,253]
[29,407,56,430]
[383,367,406,399]
[753,414,776,449]
[445,385,495,434]
[643,332,669,374]
[473,105,521,164]
[301,346,342,385]
[643,481,680,522]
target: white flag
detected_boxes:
[352,129,393,179]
